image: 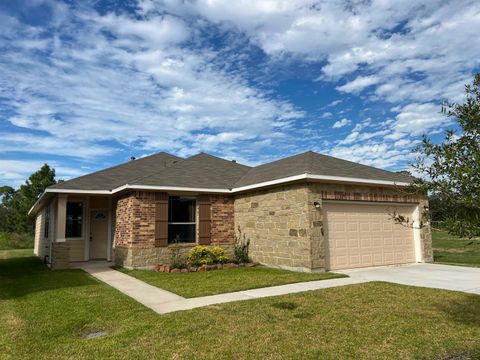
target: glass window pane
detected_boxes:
[66,202,83,238]
[168,224,196,243]
[169,197,196,223]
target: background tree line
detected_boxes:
[0,164,57,234]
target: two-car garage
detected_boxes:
[324,202,418,271]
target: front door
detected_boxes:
[90,209,108,259]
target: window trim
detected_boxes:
[168,196,197,244]
[65,200,85,240]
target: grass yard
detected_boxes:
[2,251,480,359]
[0,248,33,259]
[117,266,346,298]
[433,230,480,267]
[0,232,34,250]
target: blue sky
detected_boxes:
[1,0,479,187]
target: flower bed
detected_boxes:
[154,262,257,273]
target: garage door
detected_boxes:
[324,202,416,270]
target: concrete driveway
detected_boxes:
[337,263,480,295]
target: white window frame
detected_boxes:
[65,200,85,240]
[168,196,197,243]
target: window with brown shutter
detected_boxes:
[154,192,168,247]
[198,195,211,245]
[168,196,196,243]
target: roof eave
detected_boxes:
[30,174,411,214]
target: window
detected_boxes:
[168,196,196,243]
[44,205,50,239]
[66,202,83,238]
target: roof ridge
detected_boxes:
[185,152,251,168]
[124,156,186,185]
[49,152,180,190]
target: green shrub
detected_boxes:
[234,228,251,264]
[186,245,230,266]
[0,232,34,250]
[187,246,214,266]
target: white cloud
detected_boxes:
[0,160,85,187]
[336,75,380,94]
[0,4,304,167]
[159,0,480,171]
[393,102,449,136]
[332,118,351,129]
[1,0,478,184]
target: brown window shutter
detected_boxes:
[154,192,168,247]
[198,195,211,245]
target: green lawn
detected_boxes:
[0,232,33,250]
[433,230,480,267]
[2,251,480,359]
[118,266,346,298]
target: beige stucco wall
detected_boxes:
[234,181,433,272]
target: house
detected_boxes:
[30,151,432,272]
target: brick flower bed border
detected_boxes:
[154,262,257,273]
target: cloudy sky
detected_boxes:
[1,0,479,186]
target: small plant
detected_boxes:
[187,245,214,266]
[234,227,251,264]
[169,235,187,269]
[210,246,227,263]
[186,245,231,266]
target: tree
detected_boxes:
[410,73,480,238]
[0,164,57,234]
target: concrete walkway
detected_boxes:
[74,262,185,312]
[153,276,367,314]
[75,262,366,314]
[76,262,480,315]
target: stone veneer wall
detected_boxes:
[114,191,235,269]
[234,181,433,272]
[234,183,313,272]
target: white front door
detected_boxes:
[90,210,108,259]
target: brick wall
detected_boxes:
[114,192,156,249]
[211,195,235,252]
[114,191,235,268]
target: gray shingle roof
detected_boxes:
[130,153,251,189]
[49,152,181,191]
[233,151,413,187]
[48,150,412,192]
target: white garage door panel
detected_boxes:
[325,202,416,270]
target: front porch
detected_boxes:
[42,194,114,268]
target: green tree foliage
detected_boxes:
[412,73,480,238]
[0,164,57,233]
